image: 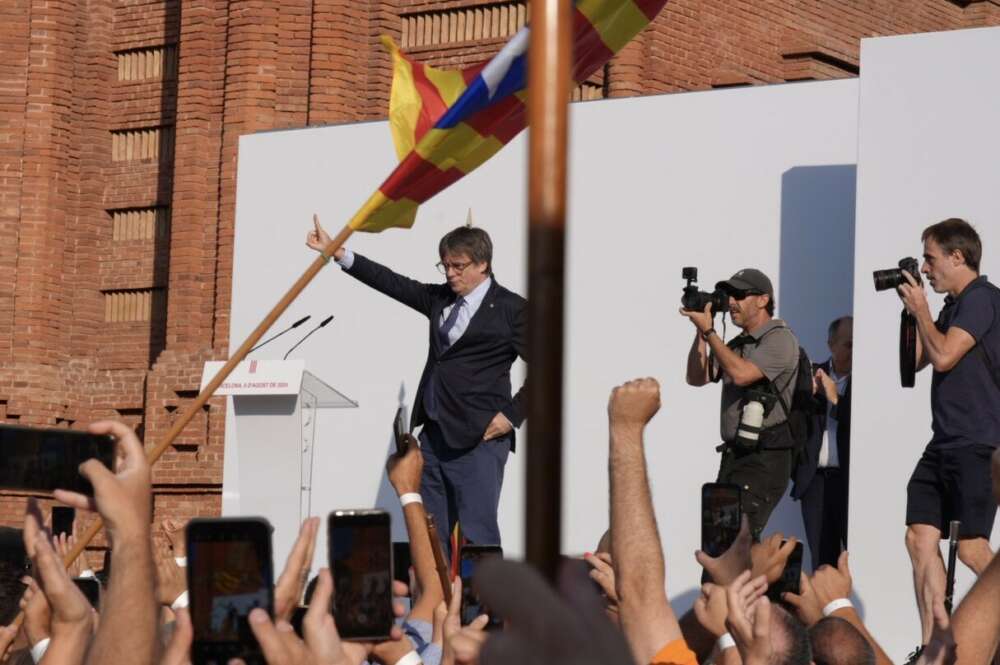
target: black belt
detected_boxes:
[816,466,842,475]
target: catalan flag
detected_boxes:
[347,0,670,233]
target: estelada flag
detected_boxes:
[347,0,669,233]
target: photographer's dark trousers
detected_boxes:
[718,444,792,539]
[419,420,511,561]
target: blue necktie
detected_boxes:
[438,297,464,350]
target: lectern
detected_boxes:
[201,359,357,566]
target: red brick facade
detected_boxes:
[1,0,998,563]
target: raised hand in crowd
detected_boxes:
[160,608,193,665]
[386,433,445,623]
[437,577,489,665]
[682,514,752,659]
[274,517,320,622]
[692,582,729,642]
[696,514,752,587]
[607,378,697,665]
[154,541,187,611]
[54,532,84,578]
[160,518,187,559]
[781,572,822,627]
[750,533,799,586]
[54,420,159,665]
[21,498,95,665]
[783,551,891,665]
[724,571,771,665]
[583,551,620,624]
[475,558,633,665]
[238,568,407,665]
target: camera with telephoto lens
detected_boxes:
[681,267,729,314]
[872,257,921,388]
[735,388,777,449]
[872,257,922,291]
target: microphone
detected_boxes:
[283,315,334,360]
[249,315,311,354]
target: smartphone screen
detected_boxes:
[0,527,28,625]
[393,407,409,455]
[392,541,412,586]
[701,483,742,558]
[73,577,101,610]
[52,506,76,539]
[460,545,503,628]
[0,425,115,496]
[328,510,393,641]
[187,517,274,665]
[767,541,804,602]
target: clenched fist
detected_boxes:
[608,378,661,430]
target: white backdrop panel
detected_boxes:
[853,27,1000,657]
[230,78,859,610]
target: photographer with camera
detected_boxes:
[681,268,801,539]
[888,218,1000,650]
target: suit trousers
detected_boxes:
[419,420,511,561]
[800,467,848,571]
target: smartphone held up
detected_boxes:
[0,424,115,496]
[187,517,275,665]
[328,509,394,641]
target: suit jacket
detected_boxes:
[346,253,527,450]
[791,360,852,500]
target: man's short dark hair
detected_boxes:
[765,294,775,317]
[809,616,875,665]
[827,315,853,341]
[772,606,813,665]
[922,218,982,272]
[439,226,493,273]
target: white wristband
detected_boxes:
[174,556,187,567]
[716,633,736,651]
[399,493,423,507]
[78,568,96,579]
[395,650,423,665]
[30,637,51,663]
[822,598,853,616]
[171,590,190,611]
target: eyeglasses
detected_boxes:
[436,260,474,275]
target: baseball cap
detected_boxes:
[716,268,774,298]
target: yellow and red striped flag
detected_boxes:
[348,0,670,233]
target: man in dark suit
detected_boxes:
[792,315,853,570]
[308,218,526,555]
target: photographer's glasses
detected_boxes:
[728,289,764,301]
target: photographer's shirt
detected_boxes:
[715,319,799,443]
[931,276,1000,449]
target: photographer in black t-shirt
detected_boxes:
[897,218,1000,648]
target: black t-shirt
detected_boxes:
[930,276,1000,448]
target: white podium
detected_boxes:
[201,359,357,566]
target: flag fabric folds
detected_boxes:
[348,0,670,233]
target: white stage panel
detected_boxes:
[853,26,1000,656]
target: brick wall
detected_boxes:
[1,0,999,546]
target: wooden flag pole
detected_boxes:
[525,0,571,580]
[4,222,357,633]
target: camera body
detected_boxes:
[873,257,922,291]
[681,267,728,314]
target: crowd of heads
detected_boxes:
[0,381,996,665]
